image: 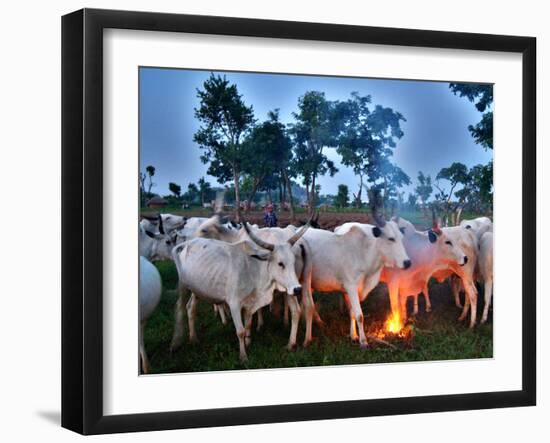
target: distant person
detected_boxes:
[264,203,278,227]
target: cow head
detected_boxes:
[243,221,309,296]
[144,229,181,262]
[371,211,411,270]
[429,217,469,266]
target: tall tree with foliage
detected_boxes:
[449,83,493,150]
[434,162,470,223]
[335,92,407,208]
[289,91,338,213]
[335,184,350,208]
[197,177,213,207]
[168,182,181,198]
[145,165,156,195]
[241,110,295,217]
[194,74,255,218]
[415,171,433,212]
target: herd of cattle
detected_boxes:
[138,210,493,373]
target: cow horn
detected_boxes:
[288,222,310,246]
[431,207,442,235]
[158,214,165,235]
[243,221,274,251]
[371,206,386,228]
[141,214,159,221]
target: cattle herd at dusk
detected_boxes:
[138,209,493,373]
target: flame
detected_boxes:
[385,311,403,335]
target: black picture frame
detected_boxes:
[61,8,536,435]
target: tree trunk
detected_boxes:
[310,174,317,215]
[233,171,241,221]
[283,170,295,222]
[246,178,261,212]
[356,174,363,208]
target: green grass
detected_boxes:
[144,260,493,374]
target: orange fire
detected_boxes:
[385,311,403,334]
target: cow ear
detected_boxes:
[238,240,271,260]
[428,230,438,243]
[399,227,406,234]
[372,226,382,238]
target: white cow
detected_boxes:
[139,256,162,374]
[305,214,411,347]
[140,213,187,235]
[178,216,313,349]
[386,216,469,318]
[460,216,493,241]
[170,223,308,362]
[477,231,494,323]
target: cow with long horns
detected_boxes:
[175,214,313,350]
[170,221,309,361]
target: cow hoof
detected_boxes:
[286,343,297,352]
[302,339,313,348]
[239,355,248,363]
[359,342,369,350]
[245,337,252,346]
[426,307,432,313]
[189,336,199,344]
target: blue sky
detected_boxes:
[139,67,492,199]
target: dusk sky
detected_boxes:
[139,67,492,200]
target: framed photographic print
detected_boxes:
[61,8,536,435]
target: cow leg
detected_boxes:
[228,302,248,362]
[256,306,264,332]
[244,309,253,346]
[301,283,316,347]
[481,277,493,324]
[170,288,189,353]
[423,283,432,312]
[286,295,301,350]
[345,285,367,347]
[186,293,199,343]
[339,294,346,314]
[452,276,463,308]
[344,294,358,341]
[459,279,478,328]
[283,295,290,327]
[458,292,470,321]
[413,294,419,315]
[139,321,150,374]
[215,304,228,325]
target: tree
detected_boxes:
[415,171,433,211]
[449,83,493,150]
[241,110,294,216]
[335,184,350,208]
[183,183,200,205]
[289,91,338,213]
[145,165,156,195]
[197,177,213,207]
[168,182,181,198]
[335,93,407,208]
[194,74,255,219]
[434,162,470,223]
[407,193,417,211]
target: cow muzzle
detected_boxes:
[292,286,302,297]
[403,259,412,270]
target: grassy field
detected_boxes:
[143,259,493,374]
